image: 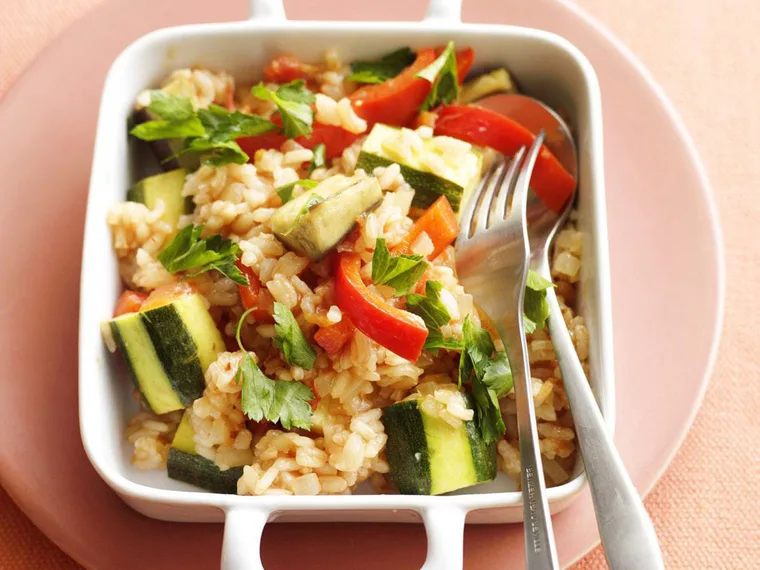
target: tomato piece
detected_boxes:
[264,55,308,84]
[334,253,427,361]
[238,121,358,160]
[237,131,287,156]
[234,261,274,322]
[141,281,197,311]
[455,47,475,83]
[393,196,459,260]
[349,48,438,128]
[314,316,356,354]
[235,261,261,309]
[434,105,576,213]
[113,290,148,317]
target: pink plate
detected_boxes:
[0,0,723,568]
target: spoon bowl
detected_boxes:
[476,93,579,265]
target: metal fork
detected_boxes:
[456,131,559,570]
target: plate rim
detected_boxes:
[555,0,725,499]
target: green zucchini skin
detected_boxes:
[381,400,432,495]
[141,305,205,407]
[381,393,496,495]
[167,448,243,494]
[109,293,224,414]
[126,184,145,203]
[356,152,466,212]
[110,315,185,414]
[463,394,498,483]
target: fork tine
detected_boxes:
[493,146,526,220]
[458,157,499,242]
[475,158,511,233]
[507,130,546,225]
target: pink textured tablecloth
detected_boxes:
[0,1,756,568]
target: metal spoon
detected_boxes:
[477,93,665,570]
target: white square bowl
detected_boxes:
[78,1,614,567]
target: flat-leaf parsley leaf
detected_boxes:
[272,302,317,370]
[233,311,314,430]
[347,47,416,84]
[405,280,463,352]
[157,224,247,285]
[251,80,315,138]
[416,41,459,111]
[371,238,428,296]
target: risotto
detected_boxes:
[104,43,587,497]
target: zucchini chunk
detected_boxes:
[109,291,224,414]
[355,123,482,214]
[460,68,519,105]
[127,169,192,228]
[271,174,383,261]
[167,411,243,494]
[381,392,496,495]
[131,108,202,172]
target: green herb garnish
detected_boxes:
[251,80,315,139]
[417,41,459,111]
[347,47,416,84]
[276,179,320,204]
[130,92,205,140]
[157,224,247,285]
[272,302,317,370]
[309,143,326,173]
[523,269,555,334]
[406,280,463,352]
[236,352,315,430]
[371,238,428,296]
[130,93,276,167]
[234,311,314,430]
[460,316,513,444]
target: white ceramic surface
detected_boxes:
[78,0,612,567]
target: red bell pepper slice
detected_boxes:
[433,105,576,214]
[113,290,148,317]
[334,253,428,362]
[314,316,356,354]
[349,48,438,128]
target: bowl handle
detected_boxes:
[420,505,467,570]
[221,506,271,570]
[249,0,286,21]
[423,0,462,23]
[249,0,460,23]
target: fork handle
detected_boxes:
[544,279,665,570]
[501,322,560,570]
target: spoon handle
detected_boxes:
[545,281,665,570]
